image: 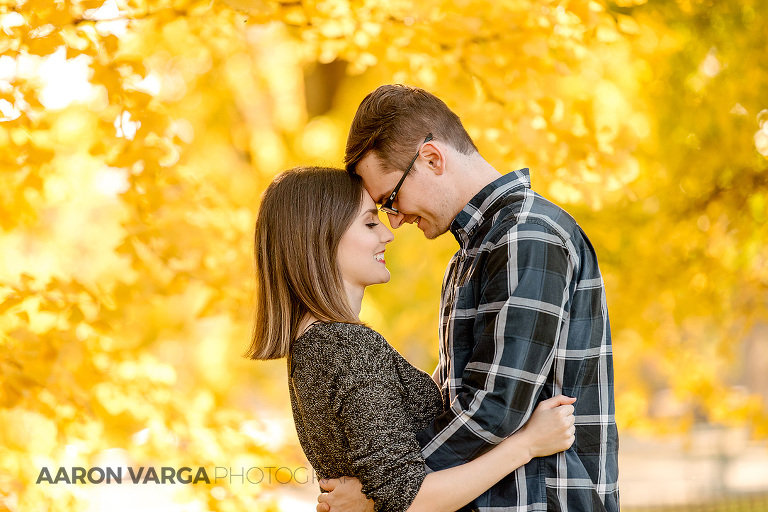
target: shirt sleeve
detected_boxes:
[417,221,573,470]
[328,329,427,512]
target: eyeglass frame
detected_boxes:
[378,133,434,215]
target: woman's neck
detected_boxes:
[297,283,363,337]
[297,283,363,338]
[344,282,364,318]
[297,314,319,338]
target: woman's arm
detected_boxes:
[406,395,576,512]
[318,395,576,512]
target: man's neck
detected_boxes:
[452,153,502,214]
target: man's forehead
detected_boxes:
[356,153,393,203]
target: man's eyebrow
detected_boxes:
[376,190,393,205]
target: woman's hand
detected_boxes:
[401,395,576,512]
[511,395,576,460]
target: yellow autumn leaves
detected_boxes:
[1,0,768,510]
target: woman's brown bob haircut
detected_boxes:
[344,84,479,175]
[246,167,364,360]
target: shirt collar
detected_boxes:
[450,168,531,247]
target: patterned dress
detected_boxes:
[288,322,444,512]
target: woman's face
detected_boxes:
[337,190,395,294]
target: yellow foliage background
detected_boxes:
[1,0,767,510]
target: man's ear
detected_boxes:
[418,141,445,176]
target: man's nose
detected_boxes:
[387,212,405,229]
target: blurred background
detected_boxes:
[1,0,767,510]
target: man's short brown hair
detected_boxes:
[344,84,478,175]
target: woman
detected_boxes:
[246,167,575,512]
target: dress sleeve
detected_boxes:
[327,328,427,512]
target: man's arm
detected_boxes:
[317,223,574,511]
[317,395,577,512]
[416,222,573,469]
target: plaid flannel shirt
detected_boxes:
[416,169,619,512]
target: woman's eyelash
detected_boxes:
[366,222,378,228]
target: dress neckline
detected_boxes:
[296,320,326,341]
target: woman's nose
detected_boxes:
[381,224,394,244]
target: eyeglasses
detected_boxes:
[379,133,434,215]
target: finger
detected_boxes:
[319,478,338,492]
[535,396,562,410]
[317,493,328,504]
[553,395,577,405]
[316,504,330,512]
[538,395,577,409]
[560,404,575,416]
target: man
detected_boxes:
[318,84,619,512]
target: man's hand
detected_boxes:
[316,477,374,512]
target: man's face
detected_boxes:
[355,152,454,240]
